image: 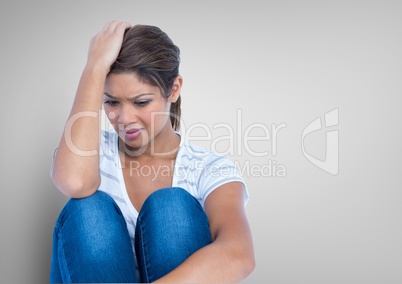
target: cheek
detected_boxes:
[143,102,171,126]
[104,108,118,127]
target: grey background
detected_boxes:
[1,0,401,283]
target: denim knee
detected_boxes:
[53,190,128,260]
[136,186,211,251]
[51,191,137,283]
[135,187,212,282]
[55,190,122,228]
[139,187,203,217]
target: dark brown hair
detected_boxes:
[110,25,181,130]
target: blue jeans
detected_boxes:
[50,187,212,283]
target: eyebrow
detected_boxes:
[103,92,155,100]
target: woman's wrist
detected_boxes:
[83,62,110,79]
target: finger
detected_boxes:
[103,20,124,34]
[101,20,114,32]
[114,21,132,35]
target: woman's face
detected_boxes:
[104,73,177,154]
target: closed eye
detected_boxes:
[104,100,119,106]
[135,100,151,106]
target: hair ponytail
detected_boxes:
[170,96,181,131]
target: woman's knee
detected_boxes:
[51,191,136,283]
[135,187,212,282]
[140,187,202,217]
[137,187,211,240]
[54,190,126,241]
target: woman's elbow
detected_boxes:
[228,244,255,280]
[244,252,256,277]
[239,249,255,278]
[52,171,100,198]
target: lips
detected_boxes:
[125,128,140,134]
[123,128,143,140]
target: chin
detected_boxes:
[119,133,148,151]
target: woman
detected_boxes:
[50,20,255,283]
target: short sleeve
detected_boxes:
[197,155,249,207]
[49,147,58,177]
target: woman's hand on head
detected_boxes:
[86,20,132,74]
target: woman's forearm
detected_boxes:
[52,66,107,198]
[52,21,131,198]
[154,238,255,283]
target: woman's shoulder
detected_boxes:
[179,138,235,168]
[177,137,248,207]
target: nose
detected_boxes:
[117,103,138,128]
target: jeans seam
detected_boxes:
[137,216,151,283]
[58,231,72,283]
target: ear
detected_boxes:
[168,75,183,103]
